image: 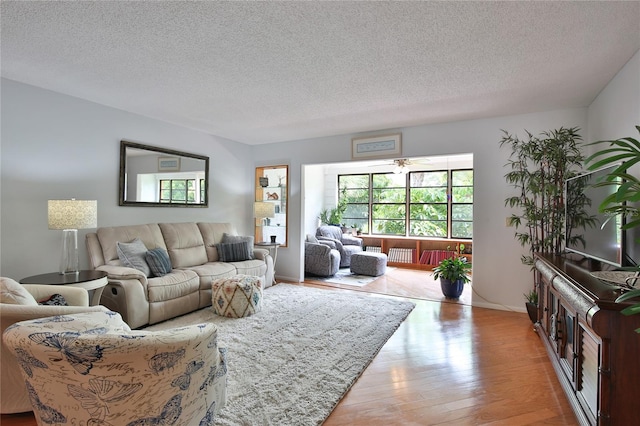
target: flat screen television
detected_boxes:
[565,164,624,267]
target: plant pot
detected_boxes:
[525,302,538,324]
[440,278,465,299]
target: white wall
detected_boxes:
[1,79,254,279]
[587,49,640,144]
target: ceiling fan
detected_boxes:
[388,158,430,174]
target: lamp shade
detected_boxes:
[254,201,275,219]
[48,199,98,230]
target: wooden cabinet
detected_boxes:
[534,254,640,426]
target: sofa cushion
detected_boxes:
[146,270,200,303]
[159,223,208,268]
[117,238,151,277]
[0,277,38,305]
[146,248,172,277]
[221,233,254,258]
[197,223,235,262]
[187,262,237,290]
[216,242,253,262]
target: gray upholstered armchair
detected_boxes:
[315,225,363,267]
[305,235,340,277]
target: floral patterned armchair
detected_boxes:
[2,310,227,425]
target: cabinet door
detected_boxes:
[559,302,577,387]
[576,323,600,425]
[547,290,560,354]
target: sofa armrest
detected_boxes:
[24,285,89,306]
[252,248,269,261]
[96,265,148,285]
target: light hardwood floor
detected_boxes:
[1,269,577,426]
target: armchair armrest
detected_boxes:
[24,285,89,306]
[341,234,363,247]
[317,240,337,250]
[305,242,332,256]
[317,236,344,251]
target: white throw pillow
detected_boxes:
[0,277,38,305]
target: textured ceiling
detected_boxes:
[2,1,639,145]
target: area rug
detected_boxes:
[307,267,395,287]
[146,283,415,425]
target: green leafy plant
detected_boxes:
[319,188,348,225]
[585,125,640,332]
[524,289,538,305]
[432,257,472,283]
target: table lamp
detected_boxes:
[254,201,275,242]
[48,199,98,274]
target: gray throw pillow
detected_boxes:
[116,238,151,277]
[145,247,172,277]
[216,241,253,262]
[221,233,254,259]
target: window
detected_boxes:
[338,174,370,232]
[409,171,448,237]
[451,170,473,238]
[160,179,197,204]
[372,173,406,235]
[338,168,473,239]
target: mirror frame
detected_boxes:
[119,140,209,207]
[255,165,288,247]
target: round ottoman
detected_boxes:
[212,275,263,318]
[350,252,388,276]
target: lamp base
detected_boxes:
[59,229,79,274]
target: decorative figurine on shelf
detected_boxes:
[259,177,269,187]
[267,192,279,200]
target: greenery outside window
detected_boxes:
[372,173,406,235]
[409,171,448,237]
[338,174,370,232]
[451,170,473,238]
[160,179,196,203]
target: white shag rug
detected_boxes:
[146,283,415,425]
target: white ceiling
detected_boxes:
[2,1,639,145]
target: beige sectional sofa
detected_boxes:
[86,222,274,328]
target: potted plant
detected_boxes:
[432,256,472,299]
[318,188,348,226]
[500,127,595,312]
[524,289,539,324]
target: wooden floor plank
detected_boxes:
[1,269,577,425]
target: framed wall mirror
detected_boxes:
[119,140,209,207]
[255,165,288,247]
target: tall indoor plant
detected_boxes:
[500,127,594,318]
[586,125,640,331]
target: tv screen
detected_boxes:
[565,164,623,267]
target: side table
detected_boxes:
[20,270,108,306]
[255,242,281,284]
